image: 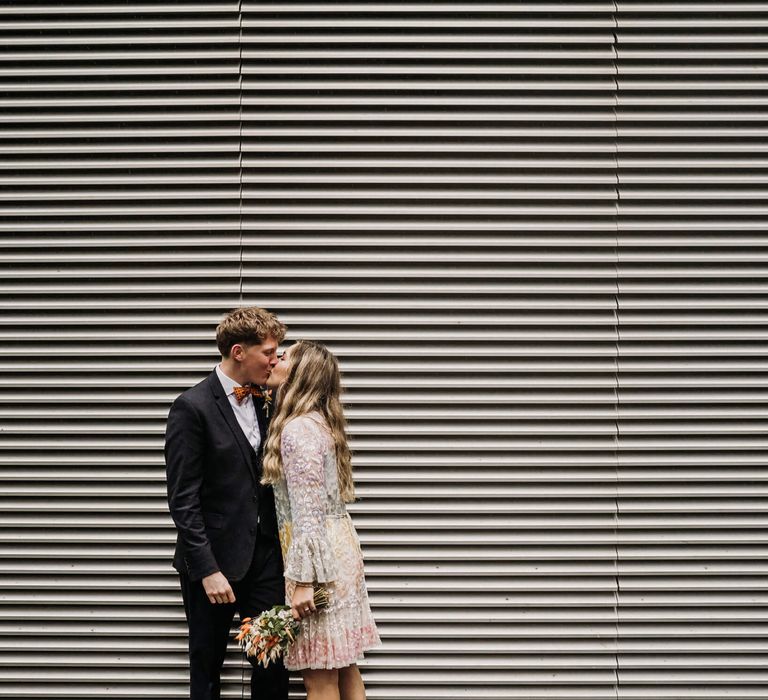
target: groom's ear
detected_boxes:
[229,343,245,362]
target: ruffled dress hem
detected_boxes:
[284,624,382,671]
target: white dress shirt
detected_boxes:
[215,364,261,453]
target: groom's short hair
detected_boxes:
[216,306,286,357]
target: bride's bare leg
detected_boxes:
[302,668,340,700]
[339,664,365,700]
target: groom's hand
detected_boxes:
[202,571,236,604]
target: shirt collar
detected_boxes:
[215,363,242,398]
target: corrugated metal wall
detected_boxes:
[0,2,765,698]
[617,3,768,697]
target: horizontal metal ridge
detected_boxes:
[0,2,609,13]
[4,19,616,31]
[0,65,613,77]
[618,3,768,12]
[0,2,240,13]
[0,142,622,154]
[0,48,616,61]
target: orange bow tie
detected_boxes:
[232,385,265,404]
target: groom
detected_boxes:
[165,306,289,700]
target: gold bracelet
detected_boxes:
[294,581,314,588]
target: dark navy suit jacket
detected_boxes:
[164,370,279,582]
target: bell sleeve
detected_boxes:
[280,416,337,584]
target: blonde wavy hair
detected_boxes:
[261,340,355,502]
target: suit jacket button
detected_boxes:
[252,494,258,502]
[250,527,257,535]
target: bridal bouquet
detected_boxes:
[235,587,330,668]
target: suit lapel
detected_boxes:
[207,371,257,483]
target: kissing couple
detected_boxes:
[165,307,381,700]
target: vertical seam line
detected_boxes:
[237,0,244,305]
[612,4,621,700]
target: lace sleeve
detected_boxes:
[280,416,337,584]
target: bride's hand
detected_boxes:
[291,584,316,620]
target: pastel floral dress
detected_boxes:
[273,412,381,670]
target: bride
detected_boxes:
[262,340,381,700]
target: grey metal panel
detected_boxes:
[0,1,246,698]
[616,2,768,700]
[237,1,619,698]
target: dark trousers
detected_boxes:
[179,535,289,700]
